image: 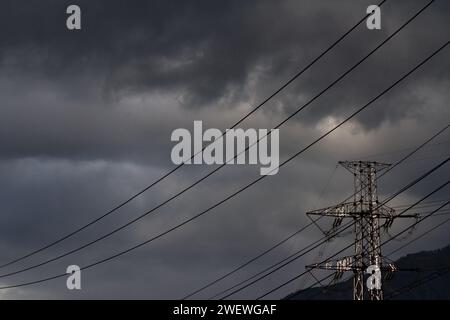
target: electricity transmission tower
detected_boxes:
[306,161,416,300]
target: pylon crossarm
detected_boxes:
[306,202,357,217]
[307,203,398,219]
[384,212,420,230]
[305,256,358,272]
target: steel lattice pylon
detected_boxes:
[306,161,415,300]
[345,161,386,300]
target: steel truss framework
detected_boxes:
[306,161,416,300]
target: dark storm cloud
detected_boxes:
[0,0,448,299]
[0,0,447,162]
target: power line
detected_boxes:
[0,35,446,292]
[431,209,450,216]
[386,214,450,258]
[182,219,318,300]
[212,222,353,299]
[0,0,389,272]
[358,140,449,161]
[385,262,450,299]
[378,205,450,299]
[182,165,340,299]
[392,199,450,209]
[0,0,425,280]
[294,165,340,290]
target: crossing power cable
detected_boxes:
[182,165,340,299]
[5,159,445,292]
[387,267,450,299]
[385,259,450,299]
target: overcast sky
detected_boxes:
[0,0,448,299]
